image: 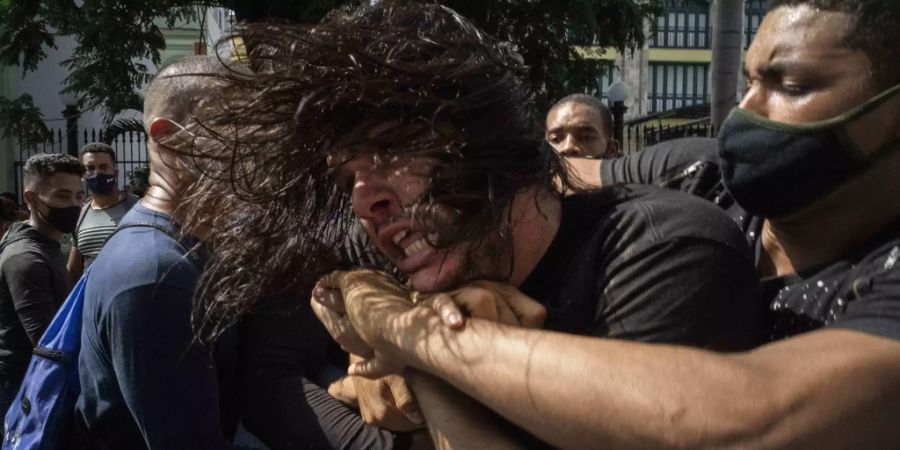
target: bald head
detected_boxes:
[143,56,230,131]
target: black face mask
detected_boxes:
[35,198,81,234]
[717,82,900,219]
[85,172,116,195]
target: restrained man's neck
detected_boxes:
[508,187,562,287]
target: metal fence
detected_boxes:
[13,127,149,205]
[622,117,714,154]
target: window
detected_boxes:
[648,63,710,113]
[651,0,710,49]
[587,62,616,103]
[744,0,767,49]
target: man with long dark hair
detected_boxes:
[314,1,900,448]
[185,4,765,448]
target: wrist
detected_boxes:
[376,306,444,367]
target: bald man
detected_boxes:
[73,56,245,449]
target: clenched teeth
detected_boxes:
[403,238,429,257]
[392,229,410,245]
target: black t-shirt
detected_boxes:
[519,184,764,350]
[0,222,68,380]
[600,137,900,342]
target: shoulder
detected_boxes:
[572,185,749,255]
[600,137,718,185]
[121,193,139,209]
[1,248,50,276]
[86,220,197,302]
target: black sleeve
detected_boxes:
[828,248,900,340]
[239,299,400,450]
[601,137,718,186]
[4,252,61,344]
[595,237,765,351]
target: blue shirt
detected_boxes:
[74,203,238,449]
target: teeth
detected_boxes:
[392,229,409,245]
[403,238,429,257]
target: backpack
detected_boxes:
[2,222,180,450]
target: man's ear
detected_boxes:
[605,139,621,158]
[148,117,183,142]
[22,190,37,209]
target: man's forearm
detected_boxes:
[67,246,83,286]
[408,370,531,450]
[377,310,900,450]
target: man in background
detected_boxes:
[67,143,138,282]
[546,93,621,159]
[0,154,84,418]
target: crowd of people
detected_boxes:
[0,0,897,448]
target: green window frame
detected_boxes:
[650,0,710,49]
[648,62,710,113]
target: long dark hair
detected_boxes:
[179,3,584,342]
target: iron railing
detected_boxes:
[13,128,149,205]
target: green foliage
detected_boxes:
[0,0,216,124]
[0,94,51,148]
[421,0,664,111]
[221,0,360,23]
[0,0,662,129]
[0,0,55,74]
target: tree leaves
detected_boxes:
[0,94,51,148]
[0,0,662,133]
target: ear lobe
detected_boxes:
[22,191,36,208]
[148,118,184,142]
[606,139,621,158]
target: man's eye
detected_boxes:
[580,134,596,142]
[782,81,810,96]
[547,134,561,144]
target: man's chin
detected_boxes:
[407,266,466,293]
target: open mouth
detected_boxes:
[392,229,430,257]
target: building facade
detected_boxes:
[581,0,767,121]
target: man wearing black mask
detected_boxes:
[318,1,900,448]
[0,153,84,419]
[67,143,137,282]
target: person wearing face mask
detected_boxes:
[0,153,84,420]
[433,0,900,447]
[66,143,138,283]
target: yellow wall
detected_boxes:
[574,46,715,63]
[647,48,712,63]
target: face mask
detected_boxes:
[717,82,900,219]
[85,172,117,195]
[34,198,81,234]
